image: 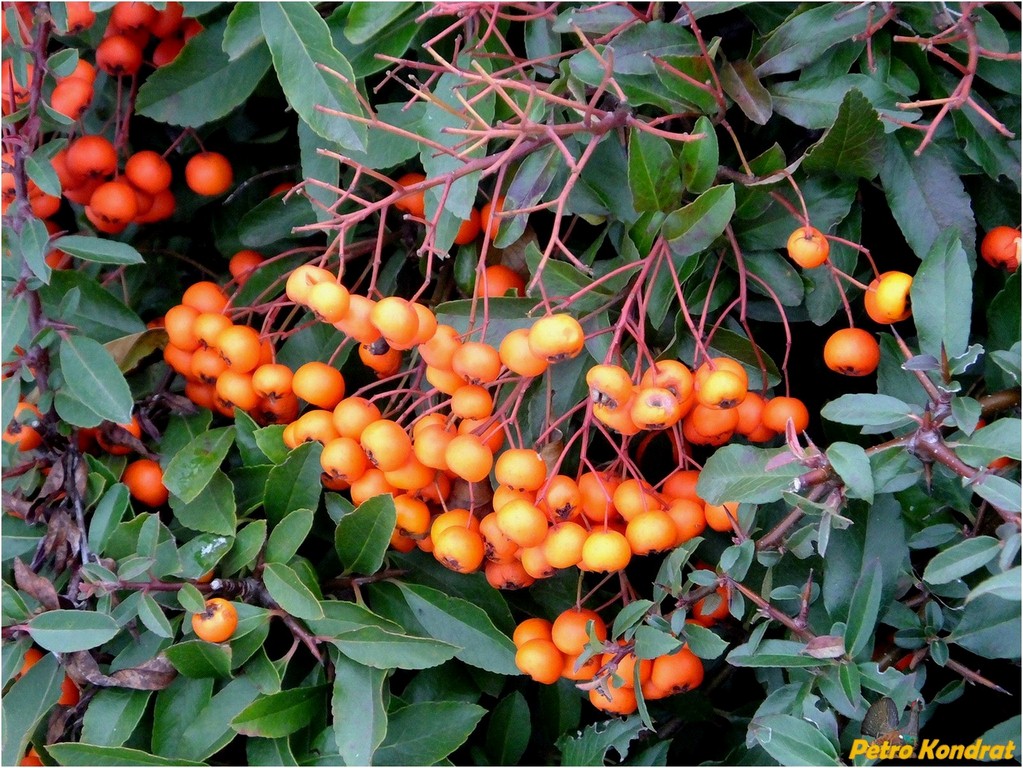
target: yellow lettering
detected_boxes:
[849,740,870,759]
[898,744,914,759]
[991,745,1006,760]
[936,744,950,759]
[1006,740,1016,759]
[965,739,982,760]
[918,738,936,760]
[866,743,881,760]
[949,744,965,760]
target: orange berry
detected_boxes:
[410,303,438,346]
[125,150,172,195]
[542,521,588,568]
[528,314,585,362]
[650,646,704,695]
[393,494,431,538]
[215,325,262,373]
[581,529,631,572]
[498,328,548,377]
[192,597,238,643]
[88,180,138,230]
[307,281,351,324]
[215,370,260,411]
[691,585,731,627]
[630,386,683,430]
[394,172,426,218]
[601,646,652,689]
[589,682,637,714]
[334,294,382,345]
[228,250,264,285]
[662,469,701,502]
[370,296,419,348]
[761,396,810,434]
[495,498,549,548]
[864,270,913,324]
[492,485,536,512]
[111,2,158,31]
[453,207,481,245]
[586,364,634,409]
[430,508,479,539]
[666,498,707,545]
[383,452,435,492]
[450,384,494,419]
[686,404,739,443]
[185,152,233,196]
[480,195,505,241]
[980,226,1020,271]
[64,1,97,33]
[19,648,44,677]
[4,402,43,451]
[562,652,601,681]
[433,525,485,574]
[613,478,663,521]
[413,423,456,471]
[293,409,340,445]
[695,369,747,410]
[58,674,80,706]
[292,361,345,409]
[593,401,641,436]
[520,545,555,579]
[578,471,621,523]
[477,264,525,298]
[285,264,333,305]
[734,391,767,436]
[251,363,293,399]
[495,448,546,492]
[122,458,168,506]
[551,608,606,656]
[95,34,144,76]
[452,341,502,385]
[182,281,229,314]
[359,342,402,377]
[419,324,461,369]
[350,468,397,505]
[332,397,381,440]
[485,558,535,589]
[824,328,880,376]
[626,509,677,555]
[50,76,93,120]
[704,501,740,533]
[458,416,505,454]
[513,617,553,648]
[540,475,582,521]
[515,638,564,684]
[639,360,694,404]
[361,419,413,472]
[786,225,829,268]
[444,433,493,483]
[320,437,369,483]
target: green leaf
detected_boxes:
[11,216,51,283]
[683,623,729,659]
[628,129,682,213]
[47,744,205,767]
[136,15,271,126]
[681,115,720,192]
[39,271,145,344]
[330,648,388,765]
[911,230,973,360]
[754,4,869,77]
[633,626,683,659]
[259,2,367,151]
[803,89,883,179]
[923,536,1001,585]
[750,714,840,766]
[232,685,328,738]
[169,470,236,535]
[845,560,883,658]
[374,701,487,766]
[949,594,1021,659]
[262,562,323,620]
[163,427,235,504]
[880,131,976,264]
[727,638,827,668]
[719,60,772,125]
[51,235,144,265]
[967,567,1021,603]
[335,494,397,575]
[486,691,530,765]
[332,626,458,670]
[265,507,313,564]
[81,689,151,748]
[1,292,28,362]
[954,418,1022,466]
[221,520,267,576]
[165,640,232,679]
[826,442,874,503]
[771,75,914,131]
[178,583,207,614]
[222,2,263,60]
[973,475,1023,514]
[343,2,415,44]
[820,394,916,428]
[89,483,130,553]
[137,593,174,638]
[395,582,518,675]
[662,184,736,260]
[58,335,134,425]
[558,716,644,765]
[264,440,322,526]
[104,329,169,375]
[153,676,260,762]
[1,652,62,766]
[697,445,803,504]
[495,144,561,248]
[297,118,340,225]
[28,609,119,652]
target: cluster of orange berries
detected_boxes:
[513,608,706,715]
[587,357,810,447]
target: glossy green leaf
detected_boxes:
[137,16,271,126]
[628,129,682,213]
[39,271,145,343]
[81,689,151,748]
[750,714,840,766]
[820,394,917,428]
[47,744,205,767]
[663,184,735,260]
[681,115,719,193]
[923,536,1001,585]
[28,609,119,652]
[1,652,62,766]
[395,582,518,675]
[719,59,772,125]
[755,4,869,77]
[697,445,803,504]
[967,567,1022,603]
[954,418,1022,466]
[259,2,367,151]
[845,560,883,658]
[264,440,322,526]
[826,442,874,503]
[558,715,644,765]
[911,230,973,360]
[262,562,323,620]
[374,701,487,766]
[803,88,884,179]
[334,494,397,575]
[330,648,388,765]
[162,427,236,505]
[949,594,1021,659]
[170,470,236,535]
[222,2,263,60]
[332,625,458,670]
[232,685,328,738]
[265,508,314,564]
[58,335,134,425]
[52,235,144,265]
